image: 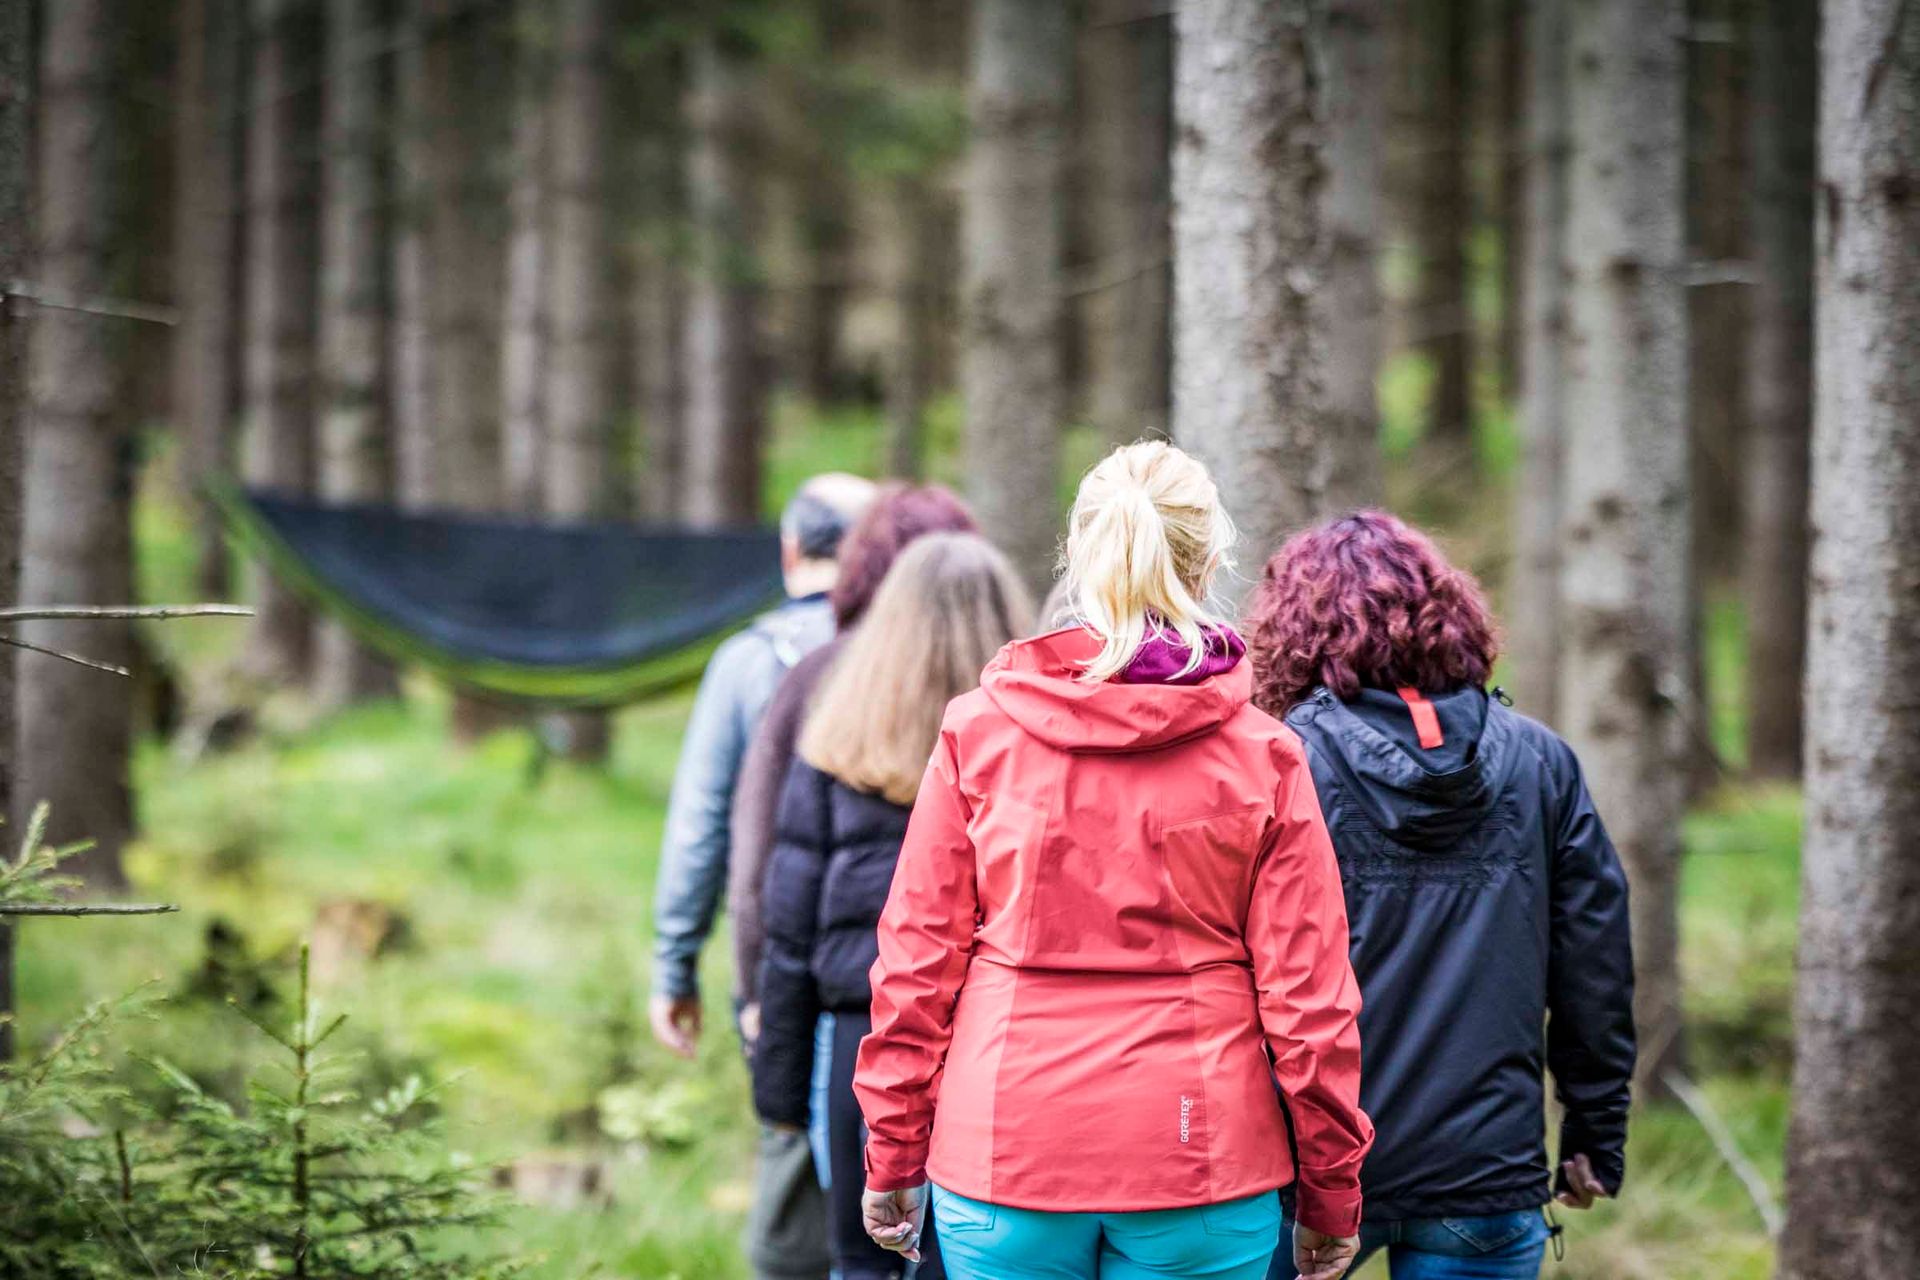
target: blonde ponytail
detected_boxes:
[1062,441,1236,683]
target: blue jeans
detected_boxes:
[1268,1210,1549,1279]
[935,1184,1279,1279]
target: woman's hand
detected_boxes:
[1293,1224,1360,1280]
[1555,1153,1611,1209]
[862,1184,928,1263]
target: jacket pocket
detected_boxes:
[1438,1210,1543,1254]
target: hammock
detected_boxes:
[215,484,784,705]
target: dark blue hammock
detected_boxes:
[216,485,783,705]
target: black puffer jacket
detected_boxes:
[752,757,912,1128]
[1284,685,1636,1221]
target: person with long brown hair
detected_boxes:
[753,533,1033,1280]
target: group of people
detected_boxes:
[650,442,1636,1280]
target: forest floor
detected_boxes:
[17,406,1795,1279]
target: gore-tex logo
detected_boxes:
[1179,1096,1193,1144]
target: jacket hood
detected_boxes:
[1290,685,1518,848]
[982,626,1252,753]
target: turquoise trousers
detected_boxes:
[932,1185,1280,1280]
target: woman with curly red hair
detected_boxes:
[1245,512,1637,1280]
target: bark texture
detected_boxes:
[1509,0,1569,723]
[1556,0,1689,1090]
[681,34,764,528]
[1172,0,1378,609]
[241,0,321,680]
[172,0,243,598]
[1778,4,1920,1272]
[17,0,136,889]
[314,0,398,706]
[1742,0,1814,780]
[963,0,1070,595]
[1074,0,1172,445]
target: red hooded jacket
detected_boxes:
[854,627,1374,1236]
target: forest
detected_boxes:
[0,0,1914,1277]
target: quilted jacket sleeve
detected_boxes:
[853,727,978,1192]
[1543,733,1637,1196]
[1248,737,1375,1238]
[751,760,831,1128]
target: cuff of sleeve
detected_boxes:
[652,956,699,1000]
[1557,1117,1626,1195]
[863,1143,928,1194]
[1294,1181,1364,1238]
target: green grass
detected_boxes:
[17,418,1798,1278]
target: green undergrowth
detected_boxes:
[14,414,1798,1278]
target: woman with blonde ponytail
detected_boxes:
[856,443,1374,1280]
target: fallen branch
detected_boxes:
[0,604,253,621]
[1661,1069,1784,1237]
[2,281,178,326]
[0,903,179,917]
[0,633,130,677]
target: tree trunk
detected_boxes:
[173,0,243,599]
[0,0,30,1053]
[313,0,399,707]
[793,1,853,407]
[1509,0,1569,724]
[1556,0,1689,1093]
[962,0,1070,597]
[1172,0,1380,611]
[1687,0,1751,590]
[876,0,954,480]
[1074,0,1172,446]
[632,44,685,521]
[241,0,321,682]
[1493,0,1526,399]
[1741,0,1814,781]
[681,34,764,529]
[1321,0,1388,512]
[635,256,685,520]
[391,0,433,510]
[545,0,615,524]
[1399,0,1472,449]
[17,0,136,890]
[501,0,550,517]
[1778,3,1920,1273]
[1684,0,1751,793]
[427,5,505,515]
[545,0,616,758]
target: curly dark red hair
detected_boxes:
[829,483,978,627]
[1244,510,1500,715]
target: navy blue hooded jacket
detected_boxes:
[1284,685,1636,1221]
[752,758,911,1128]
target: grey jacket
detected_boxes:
[650,595,834,1000]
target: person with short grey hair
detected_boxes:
[651,471,877,1050]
